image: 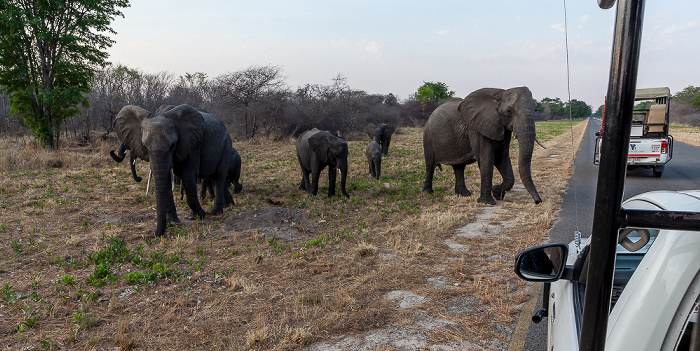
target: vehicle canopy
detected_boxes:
[635,87,671,101]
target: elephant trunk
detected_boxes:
[339,163,349,198]
[515,119,542,204]
[151,151,173,236]
[110,142,128,163]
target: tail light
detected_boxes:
[661,141,669,154]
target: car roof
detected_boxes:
[634,87,671,100]
[623,190,700,212]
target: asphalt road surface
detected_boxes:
[518,117,700,350]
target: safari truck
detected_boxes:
[514,0,700,350]
[594,87,673,177]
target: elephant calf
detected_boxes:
[296,128,350,198]
[366,141,382,180]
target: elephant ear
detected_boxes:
[308,132,330,164]
[165,105,205,162]
[459,88,507,141]
[114,105,152,161]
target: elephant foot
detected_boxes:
[455,187,472,197]
[190,209,206,220]
[492,185,507,200]
[477,196,497,205]
[421,186,434,194]
[167,213,180,224]
[234,183,243,194]
[210,206,223,215]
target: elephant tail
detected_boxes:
[437,164,443,171]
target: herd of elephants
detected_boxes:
[109,86,543,237]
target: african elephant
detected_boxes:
[296,128,350,198]
[115,104,234,237]
[366,141,382,180]
[374,123,395,156]
[422,87,542,205]
[110,141,145,182]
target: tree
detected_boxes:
[413,81,455,107]
[213,65,287,138]
[0,0,129,149]
[674,86,700,108]
[566,99,592,118]
[595,105,604,117]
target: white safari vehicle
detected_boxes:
[515,190,700,350]
[594,87,673,177]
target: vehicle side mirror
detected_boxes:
[514,244,568,282]
[595,131,602,137]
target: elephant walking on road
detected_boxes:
[296,128,350,198]
[422,87,542,205]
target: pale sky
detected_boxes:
[106,0,699,109]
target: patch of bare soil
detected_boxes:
[0,121,587,350]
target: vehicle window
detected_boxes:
[612,229,659,309]
[575,229,661,316]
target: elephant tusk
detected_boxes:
[535,137,547,149]
[145,170,152,196]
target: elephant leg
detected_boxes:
[476,149,497,205]
[299,167,310,191]
[210,168,228,215]
[327,165,337,197]
[310,165,321,196]
[199,178,208,200]
[452,164,472,197]
[492,149,515,200]
[165,172,180,224]
[181,172,206,220]
[223,184,234,207]
[422,156,436,194]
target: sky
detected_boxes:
[105,0,699,109]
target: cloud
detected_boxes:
[436,29,449,36]
[580,15,590,22]
[331,39,348,47]
[364,40,382,54]
[550,23,565,33]
[661,21,698,35]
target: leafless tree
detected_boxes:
[212,65,287,138]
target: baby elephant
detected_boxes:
[366,141,382,180]
[296,128,350,197]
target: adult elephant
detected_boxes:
[374,123,395,156]
[422,87,542,205]
[296,128,350,198]
[115,104,234,237]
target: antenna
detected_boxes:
[563,0,583,252]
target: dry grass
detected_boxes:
[0,120,587,350]
[670,125,700,147]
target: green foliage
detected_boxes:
[413,81,455,107]
[674,85,700,108]
[0,0,130,148]
[595,105,604,117]
[539,98,592,119]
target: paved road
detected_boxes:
[517,117,700,350]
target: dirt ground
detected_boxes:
[0,120,588,350]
